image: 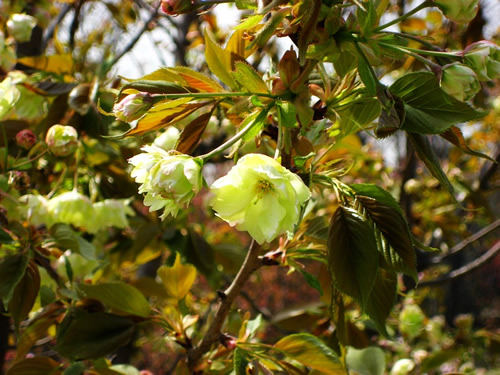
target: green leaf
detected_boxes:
[157,253,197,300]
[247,9,288,49]
[77,282,150,318]
[119,80,189,96]
[241,109,268,142]
[0,227,15,244]
[233,347,250,375]
[408,132,456,200]
[0,254,29,305]
[232,62,268,93]
[274,333,343,374]
[276,101,298,128]
[204,31,238,90]
[356,195,417,280]
[9,260,41,330]
[327,207,379,310]
[346,346,386,375]
[440,126,495,161]
[389,72,486,134]
[334,51,357,77]
[62,362,85,375]
[365,269,397,337]
[357,0,377,37]
[357,57,377,96]
[235,0,257,9]
[351,184,402,214]
[15,315,57,363]
[55,312,136,359]
[6,357,61,375]
[332,98,381,138]
[234,15,263,30]
[50,224,96,260]
[299,269,323,296]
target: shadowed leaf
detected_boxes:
[9,260,40,330]
[6,357,61,375]
[176,109,215,154]
[390,72,485,134]
[327,207,378,310]
[0,254,29,305]
[55,312,136,359]
[440,126,495,161]
[365,269,397,337]
[356,195,417,279]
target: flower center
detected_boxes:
[255,179,274,195]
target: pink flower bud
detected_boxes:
[45,125,78,157]
[113,93,153,122]
[16,129,37,150]
[161,0,196,15]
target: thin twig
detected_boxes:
[432,219,500,263]
[187,240,262,371]
[108,2,161,69]
[41,3,73,52]
[420,240,500,287]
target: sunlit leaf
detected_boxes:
[17,55,73,75]
[77,282,150,318]
[170,67,224,93]
[232,62,268,93]
[157,253,197,300]
[274,333,344,374]
[332,98,381,138]
[124,100,209,137]
[327,206,378,310]
[226,29,259,65]
[204,31,238,90]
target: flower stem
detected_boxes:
[374,1,433,32]
[200,102,274,161]
[11,149,49,170]
[378,42,442,72]
[155,91,276,101]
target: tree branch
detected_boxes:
[431,219,500,263]
[108,2,160,69]
[420,240,500,287]
[41,3,72,52]
[187,240,262,371]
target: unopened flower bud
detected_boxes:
[6,14,37,43]
[68,84,92,115]
[129,146,204,219]
[278,50,301,89]
[210,154,311,244]
[463,41,500,81]
[161,0,197,15]
[45,125,78,157]
[440,63,480,101]
[399,304,425,340]
[113,93,153,122]
[433,0,479,24]
[16,129,37,150]
[390,359,415,375]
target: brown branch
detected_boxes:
[420,240,500,287]
[41,3,72,52]
[431,219,500,263]
[107,2,160,69]
[187,240,262,371]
